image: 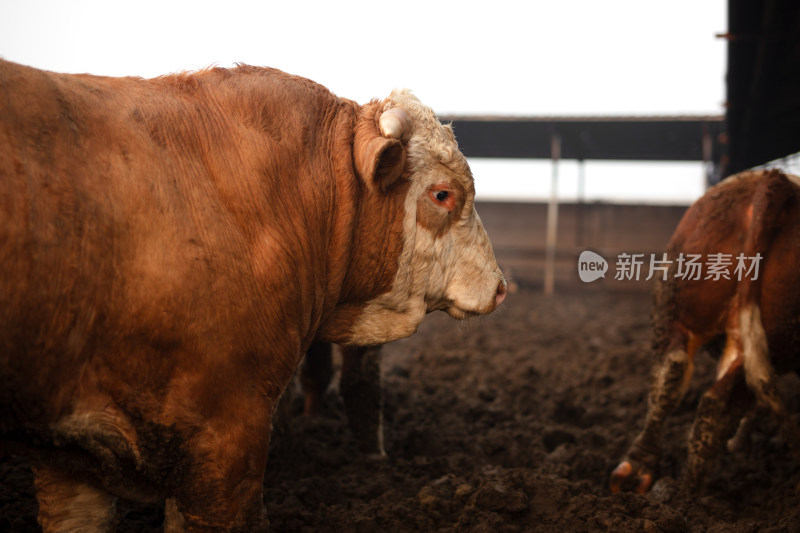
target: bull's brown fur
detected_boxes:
[0,59,504,531]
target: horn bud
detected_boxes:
[379,108,412,140]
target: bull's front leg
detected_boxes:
[610,336,695,493]
[167,402,273,532]
[340,344,385,457]
[169,449,270,532]
[33,465,118,533]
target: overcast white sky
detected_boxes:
[0,0,728,203]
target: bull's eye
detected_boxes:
[429,187,456,212]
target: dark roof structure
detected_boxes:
[439,115,724,163]
[724,0,800,174]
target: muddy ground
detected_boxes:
[2,282,800,532]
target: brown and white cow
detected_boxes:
[0,59,506,531]
[610,169,800,494]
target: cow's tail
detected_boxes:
[740,169,794,285]
[736,169,800,455]
[736,169,794,318]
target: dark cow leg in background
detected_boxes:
[300,343,386,456]
[610,336,695,494]
[300,342,334,415]
[33,465,117,532]
[271,348,327,452]
[686,359,752,491]
[340,345,385,457]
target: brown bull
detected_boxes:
[0,59,506,531]
[610,169,800,494]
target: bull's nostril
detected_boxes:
[495,280,507,307]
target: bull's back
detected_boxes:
[1,62,110,412]
[0,60,295,427]
[0,62,179,422]
[657,170,800,368]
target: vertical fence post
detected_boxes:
[576,158,586,247]
[702,122,713,188]
[544,133,560,296]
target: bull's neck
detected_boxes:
[315,143,411,344]
[178,67,361,351]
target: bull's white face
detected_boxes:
[348,90,506,345]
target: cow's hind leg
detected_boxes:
[727,408,759,453]
[611,335,696,493]
[740,304,800,457]
[33,465,117,533]
[685,356,751,491]
[340,344,386,457]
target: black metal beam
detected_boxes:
[441,116,724,162]
[725,0,800,174]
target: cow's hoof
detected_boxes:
[365,451,388,462]
[609,460,654,494]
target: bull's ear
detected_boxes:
[354,105,412,192]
